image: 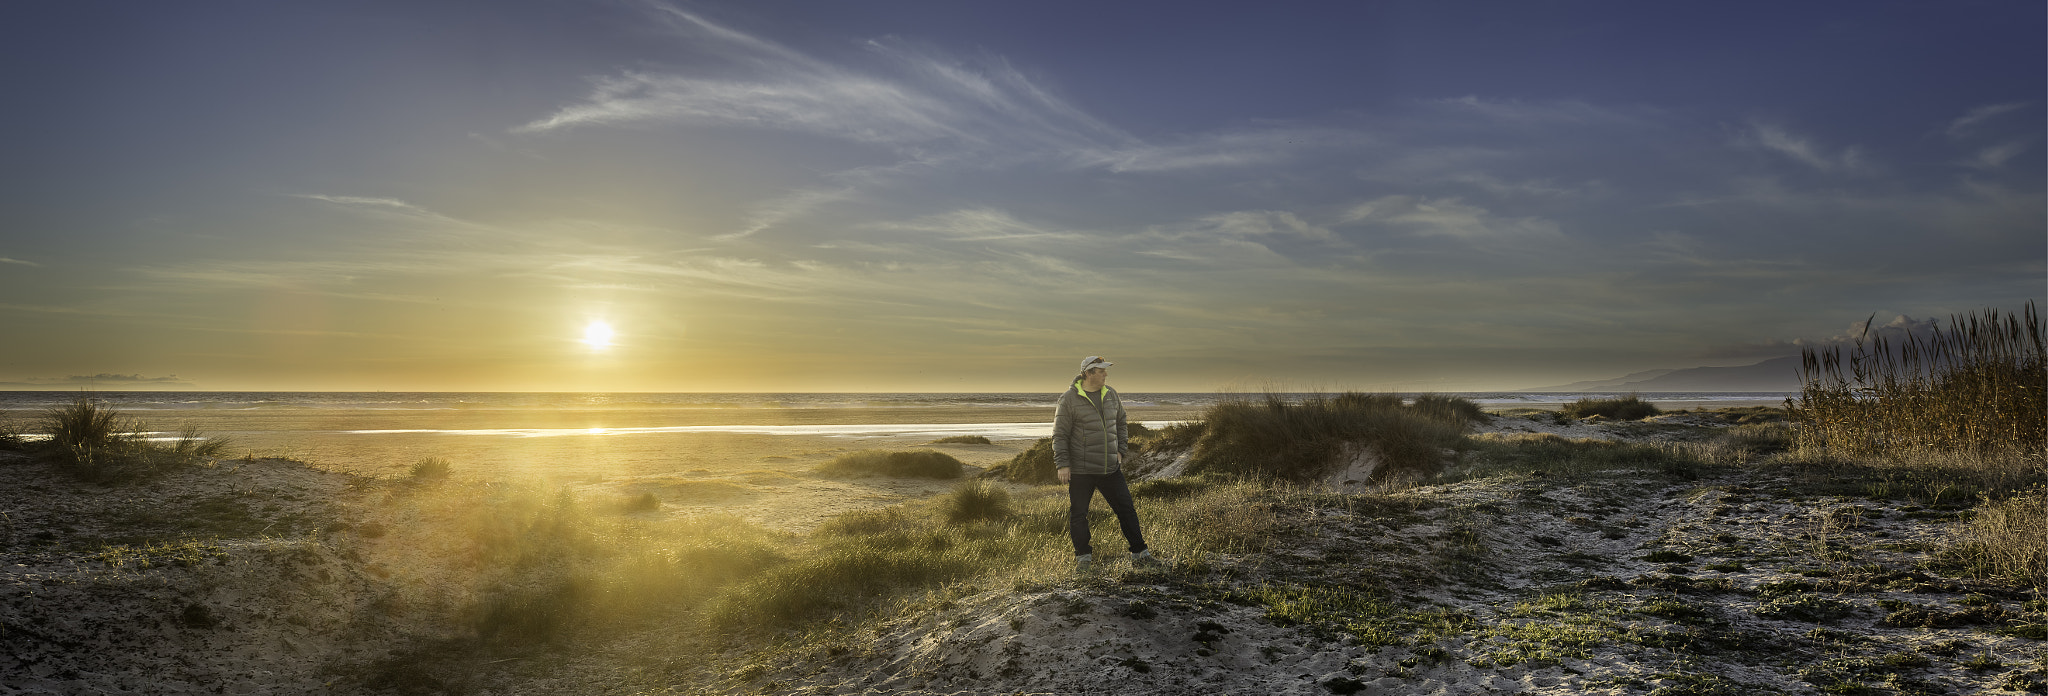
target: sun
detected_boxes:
[581,320,615,351]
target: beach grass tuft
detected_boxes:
[983,438,1058,484]
[927,435,992,445]
[409,456,453,481]
[942,481,1013,524]
[1180,392,1477,482]
[818,449,965,479]
[1560,394,1661,421]
[34,396,231,483]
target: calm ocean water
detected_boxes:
[0,390,1795,476]
[0,391,1795,412]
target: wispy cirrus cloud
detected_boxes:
[0,256,38,266]
[1741,122,1872,174]
[1945,102,2030,138]
[1960,139,2033,169]
[515,5,1127,158]
[1339,195,1562,241]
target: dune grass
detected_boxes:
[1560,394,1661,421]
[927,435,993,445]
[817,449,964,479]
[1176,392,1478,482]
[31,397,232,483]
[409,456,453,481]
[983,438,1057,484]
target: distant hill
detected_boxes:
[1518,356,1802,393]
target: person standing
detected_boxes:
[1053,355,1162,573]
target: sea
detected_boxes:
[0,391,1793,478]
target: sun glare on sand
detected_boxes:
[582,320,615,351]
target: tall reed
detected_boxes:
[1789,302,2045,457]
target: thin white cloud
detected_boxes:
[859,208,1087,243]
[0,257,38,266]
[1945,102,2029,138]
[721,187,856,240]
[290,193,483,231]
[1193,210,1337,242]
[1961,139,2032,169]
[1071,127,1367,173]
[291,194,423,210]
[514,4,1120,158]
[1431,96,1652,126]
[1339,195,1561,240]
[1744,122,1871,174]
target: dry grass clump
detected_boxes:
[1180,392,1476,482]
[1791,302,2044,457]
[1560,394,1660,421]
[1413,393,1492,424]
[32,397,231,483]
[927,435,992,445]
[1935,490,2047,589]
[817,449,964,479]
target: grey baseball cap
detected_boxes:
[1079,356,1113,371]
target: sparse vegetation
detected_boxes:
[1561,393,1661,421]
[927,435,992,445]
[818,449,964,478]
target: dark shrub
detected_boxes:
[1561,394,1661,420]
[819,449,964,479]
[1182,392,1470,482]
[409,457,453,481]
[927,435,992,445]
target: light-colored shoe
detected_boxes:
[1076,554,1093,574]
[1131,549,1164,569]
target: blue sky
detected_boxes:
[1,1,2041,391]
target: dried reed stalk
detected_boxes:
[1788,302,2045,457]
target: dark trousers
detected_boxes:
[1068,470,1148,557]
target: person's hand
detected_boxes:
[1057,467,1071,484]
